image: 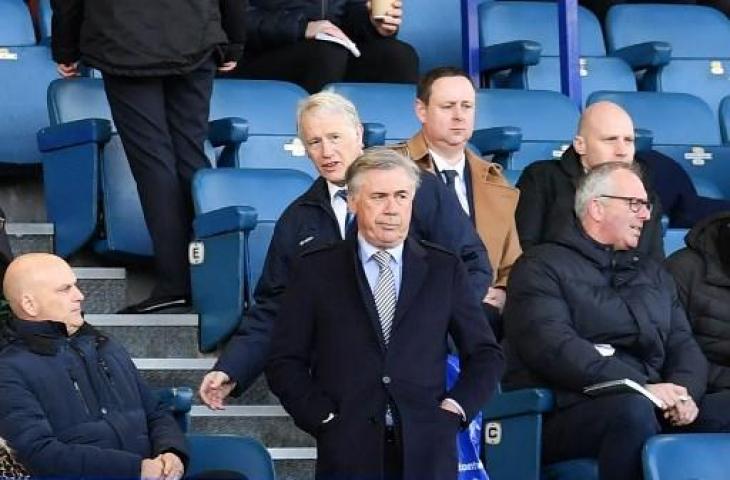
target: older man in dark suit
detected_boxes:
[266,149,503,480]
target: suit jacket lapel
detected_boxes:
[349,237,388,353]
[392,237,428,333]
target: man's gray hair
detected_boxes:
[346,148,422,195]
[296,91,361,138]
[574,161,644,217]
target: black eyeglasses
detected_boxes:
[598,195,652,213]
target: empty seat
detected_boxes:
[474,89,580,170]
[467,1,635,103]
[0,0,58,166]
[325,83,420,143]
[606,4,730,117]
[643,434,730,480]
[191,168,313,351]
[209,79,315,175]
[588,91,730,199]
[399,0,463,74]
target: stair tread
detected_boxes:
[86,314,198,326]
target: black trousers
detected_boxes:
[542,391,730,480]
[234,37,419,93]
[102,58,216,298]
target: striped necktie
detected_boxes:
[372,250,396,344]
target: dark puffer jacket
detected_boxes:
[503,219,708,409]
[0,319,187,477]
[246,0,381,54]
[51,0,247,76]
[666,211,730,392]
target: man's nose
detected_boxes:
[74,286,85,302]
[321,138,334,156]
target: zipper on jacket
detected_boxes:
[72,377,92,416]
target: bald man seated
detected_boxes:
[0,253,187,478]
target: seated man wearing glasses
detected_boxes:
[515,101,665,260]
[504,162,730,480]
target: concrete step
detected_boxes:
[86,314,202,358]
[271,452,316,480]
[135,358,280,406]
[6,222,53,254]
[76,267,127,313]
[190,405,315,448]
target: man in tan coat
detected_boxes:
[392,67,521,336]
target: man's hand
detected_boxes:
[140,458,164,479]
[199,370,237,410]
[645,383,699,426]
[57,62,80,78]
[483,287,506,312]
[158,452,184,480]
[305,20,352,43]
[367,0,403,37]
[218,61,238,72]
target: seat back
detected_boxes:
[185,434,275,480]
[475,89,580,169]
[643,434,730,480]
[399,0,463,73]
[324,83,420,143]
[209,79,314,175]
[588,90,730,199]
[663,228,688,257]
[38,0,52,43]
[0,0,36,46]
[606,5,730,116]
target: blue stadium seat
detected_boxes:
[663,228,688,257]
[587,91,730,199]
[190,168,313,352]
[0,0,58,166]
[482,388,598,480]
[324,83,419,143]
[38,0,52,43]
[186,435,276,480]
[473,89,580,169]
[38,78,245,258]
[399,0,463,74]
[643,434,730,480]
[718,95,730,144]
[209,79,315,176]
[606,4,730,117]
[465,1,635,103]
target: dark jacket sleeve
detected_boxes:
[219,0,248,61]
[340,0,382,41]
[445,258,504,421]
[245,4,308,52]
[50,0,83,64]
[265,257,338,435]
[504,254,651,391]
[515,165,548,252]
[658,269,708,401]
[0,363,142,477]
[213,213,296,392]
[411,172,491,302]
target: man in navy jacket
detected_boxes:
[0,253,187,478]
[199,91,492,407]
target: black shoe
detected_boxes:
[117,295,192,314]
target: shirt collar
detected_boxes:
[429,149,466,178]
[326,181,348,202]
[357,233,404,266]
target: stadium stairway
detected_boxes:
[6,222,316,479]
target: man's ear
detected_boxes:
[19,293,38,318]
[356,123,364,149]
[415,99,427,124]
[587,197,604,223]
[573,135,586,156]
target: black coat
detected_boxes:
[666,212,730,392]
[266,237,503,479]
[0,320,187,476]
[503,219,708,409]
[515,147,665,261]
[246,0,380,54]
[51,0,247,76]
[215,174,493,391]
